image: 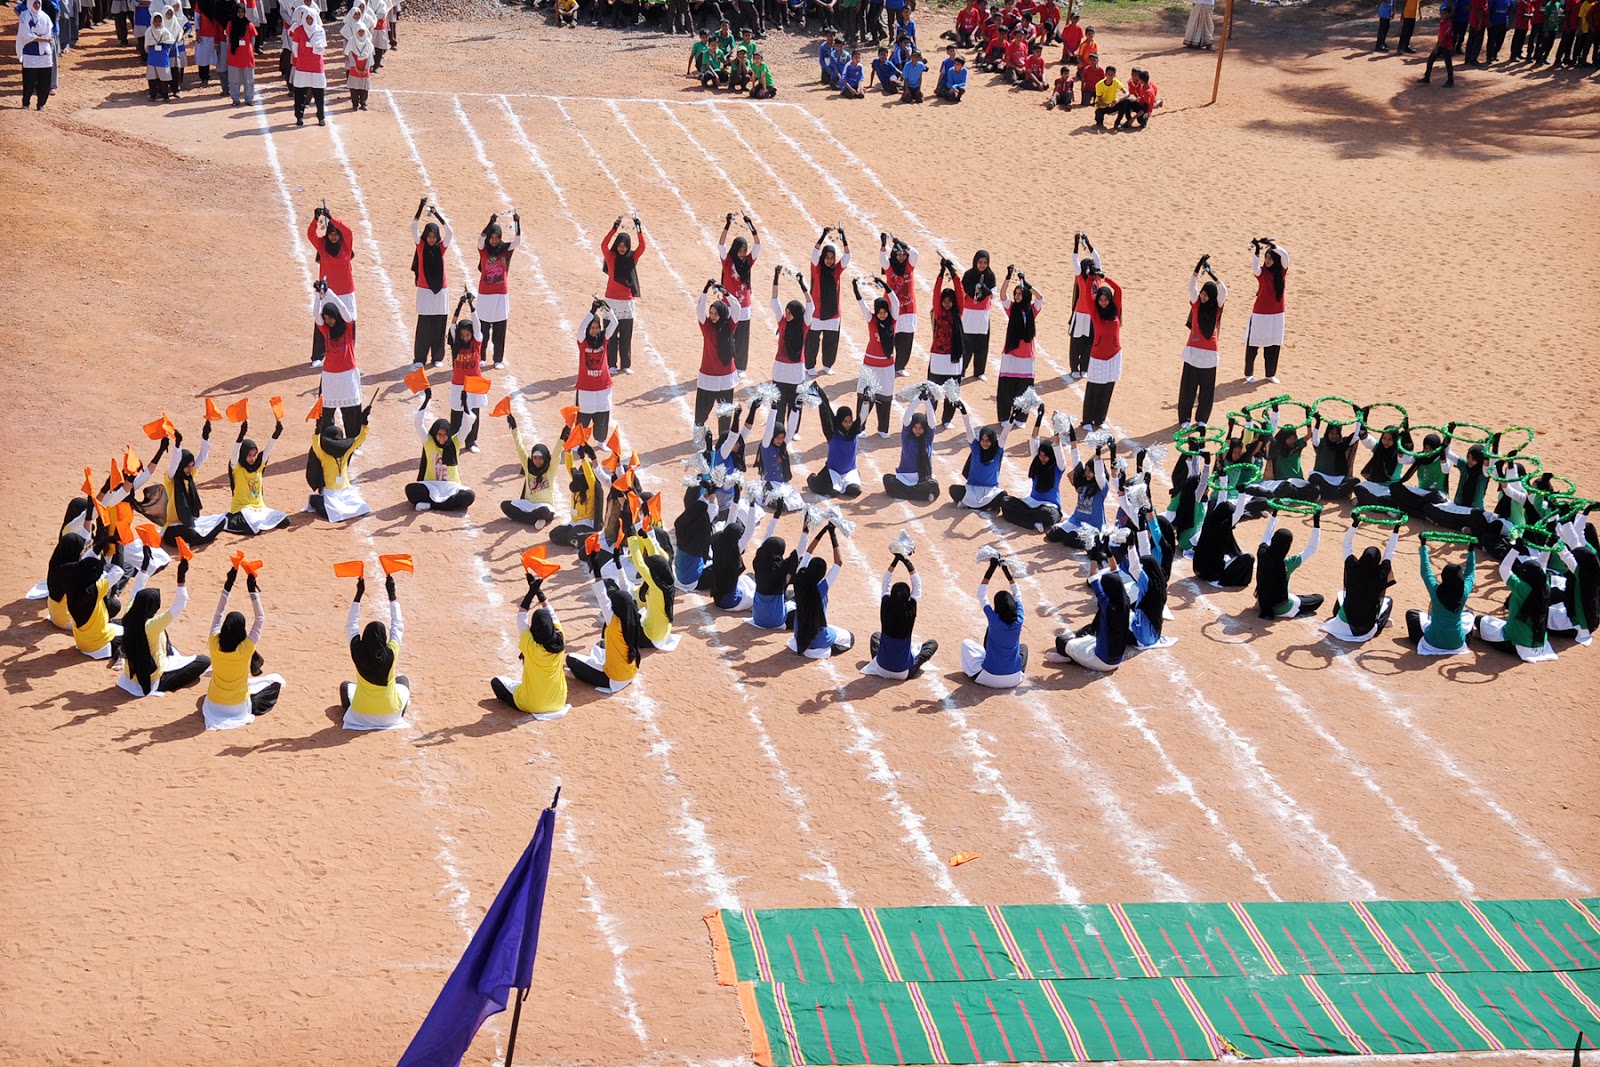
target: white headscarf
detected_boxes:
[15,0,52,59]
[347,22,372,59]
[342,1,372,37]
[300,4,325,47]
[148,10,173,44]
[162,2,186,34]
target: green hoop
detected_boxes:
[1270,400,1314,432]
[1244,394,1292,414]
[1489,454,1541,482]
[1358,401,1409,433]
[1511,523,1561,552]
[1525,472,1578,498]
[1268,498,1322,516]
[1398,425,1448,458]
[1209,463,1263,493]
[1419,530,1478,546]
[1311,395,1361,427]
[1350,505,1407,528]
[1446,422,1494,446]
[1490,425,1534,459]
[1175,425,1225,455]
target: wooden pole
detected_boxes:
[503,987,529,1067]
[1210,0,1236,104]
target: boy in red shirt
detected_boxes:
[1020,41,1047,86]
[1420,5,1456,82]
[1003,27,1029,79]
[1044,62,1073,107]
[1076,52,1103,104]
[1059,11,1083,60]
[1034,0,1060,39]
[949,0,983,45]
[1510,0,1535,56]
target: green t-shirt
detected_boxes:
[691,40,714,67]
[753,60,774,87]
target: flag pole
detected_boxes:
[502,788,560,1067]
[1210,0,1236,104]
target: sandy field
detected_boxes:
[1,3,1598,1065]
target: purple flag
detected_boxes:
[397,804,556,1067]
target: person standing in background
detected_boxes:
[1398,0,1422,51]
[1464,0,1489,57]
[1183,0,1214,47]
[1485,0,1511,56]
[1509,0,1534,56]
[16,0,56,110]
[1376,0,1396,48]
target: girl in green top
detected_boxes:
[1477,549,1563,662]
[1404,542,1475,655]
[1253,510,1323,619]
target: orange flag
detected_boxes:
[225,398,250,423]
[627,491,642,524]
[305,396,324,423]
[122,446,143,476]
[93,499,111,530]
[404,367,430,394]
[81,466,94,496]
[332,560,365,579]
[601,450,620,473]
[605,427,622,455]
[521,546,562,578]
[463,375,492,396]
[229,549,264,576]
[143,414,175,441]
[135,524,162,548]
[613,469,634,494]
[176,537,194,562]
[647,493,663,527]
[949,852,981,867]
[204,397,223,421]
[116,515,136,545]
[379,553,414,576]
[269,396,286,420]
[489,396,512,418]
[560,404,580,429]
[108,461,124,490]
[564,424,591,452]
[628,449,640,471]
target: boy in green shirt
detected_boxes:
[750,51,777,96]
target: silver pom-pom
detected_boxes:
[750,381,782,408]
[1103,525,1131,548]
[888,530,915,558]
[800,385,825,408]
[824,507,857,538]
[771,484,805,514]
[975,545,1001,563]
[1084,429,1114,450]
[741,478,766,505]
[686,451,711,476]
[1122,481,1149,513]
[1012,386,1044,419]
[709,466,730,489]
[712,401,737,419]
[941,378,964,407]
[1050,411,1075,438]
[1114,456,1129,478]
[895,382,928,402]
[999,555,1026,576]
[682,472,707,487]
[804,504,828,530]
[1143,443,1169,471]
[855,370,878,401]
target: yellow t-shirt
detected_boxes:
[1093,77,1125,107]
[1403,0,1421,18]
[207,634,257,706]
[421,436,464,484]
[513,429,555,505]
[122,611,175,692]
[230,463,266,512]
[514,626,568,713]
[602,616,638,684]
[73,577,116,654]
[312,425,368,491]
[564,453,597,524]
[629,536,672,648]
[351,640,405,716]
[48,595,71,630]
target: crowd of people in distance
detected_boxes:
[1381,0,1597,86]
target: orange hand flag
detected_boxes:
[948,852,981,867]
[228,550,264,577]
[332,560,366,579]
[204,397,223,421]
[628,449,640,471]
[489,395,512,418]
[404,367,430,394]
[613,469,635,494]
[108,461,124,490]
[647,493,663,526]
[560,404,580,429]
[175,537,194,562]
[305,396,324,423]
[93,499,111,529]
[584,532,601,556]
[143,414,176,441]
[116,515,136,545]
[135,524,163,548]
[627,491,643,524]
[269,396,286,420]
[564,424,591,452]
[601,450,620,473]
[379,553,414,576]
[463,375,492,396]
[605,428,622,455]
[225,398,250,423]
[122,446,143,476]
[81,466,95,497]
[521,546,562,578]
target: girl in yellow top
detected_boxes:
[627,519,680,651]
[223,418,292,535]
[500,413,557,530]
[548,440,603,548]
[566,571,645,695]
[202,566,286,730]
[306,401,372,523]
[407,388,477,512]
[114,556,212,697]
[62,539,148,660]
[341,573,410,729]
[490,574,570,719]
[158,424,226,547]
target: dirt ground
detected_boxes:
[1,4,1598,1066]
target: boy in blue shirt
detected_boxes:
[936,42,957,90]
[839,48,866,95]
[867,44,902,91]
[818,30,842,83]
[900,48,926,101]
[1376,0,1396,47]
[937,53,967,99]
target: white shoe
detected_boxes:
[819,366,832,375]
[976,373,988,382]
[415,501,431,512]
[1267,375,1280,383]
[493,359,504,369]
[468,444,481,453]
[878,431,890,439]
[1246,375,1257,383]
[1043,649,1070,664]
[895,369,908,377]
[311,359,323,369]
[1034,523,1045,532]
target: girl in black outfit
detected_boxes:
[960,250,995,379]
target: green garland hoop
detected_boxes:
[1311,395,1361,427]
[1350,505,1407,528]
[1547,494,1594,520]
[1446,422,1494,446]
[1358,401,1409,433]
[1397,424,1448,458]
[1209,462,1263,493]
[1489,454,1541,482]
[1511,523,1561,552]
[1419,530,1478,546]
[1174,425,1225,455]
[1268,498,1322,516]
[1525,472,1578,498]
[1270,400,1315,432]
[1243,394,1292,414]
[1489,425,1534,460]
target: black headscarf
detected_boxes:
[886,244,912,276]
[706,515,750,600]
[1192,497,1243,584]
[608,232,640,297]
[1003,283,1036,352]
[319,219,346,262]
[121,587,164,695]
[974,425,1001,466]
[1263,248,1286,301]
[320,296,350,339]
[962,250,995,301]
[643,554,676,625]
[1191,280,1219,339]
[1028,442,1059,496]
[1136,553,1168,638]
[937,285,966,359]
[708,301,737,370]
[605,580,645,667]
[1361,431,1401,483]
[791,556,830,653]
[781,300,807,363]
[727,236,753,286]
[1512,559,1549,647]
[815,246,840,320]
[905,412,934,481]
[1341,545,1392,636]
[880,580,917,640]
[412,222,445,293]
[1095,573,1130,663]
[418,418,458,480]
[484,223,505,253]
[675,486,714,558]
[218,610,249,653]
[528,607,564,654]
[993,588,1020,626]
[1455,445,1486,507]
[871,297,896,357]
[351,619,395,685]
[569,449,595,505]
[235,439,265,476]
[48,532,92,602]
[1255,528,1294,617]
[1569,536,1599,633]
[1094,283,1119,322]
[227,3,248,49]
[1154,515,1177,581]
[165,448,203,527]
[752,536,794,597]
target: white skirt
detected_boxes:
[807,312,842,332]
[1062,633,1116,672]
[604,297,635,320]
[416,285,450,317]
[1245,311,1285,347]
[827,468,862,493]
[1477,616,1557,663]
[291,68,327,88]
[176,514,227,540]
[1087,351,1123,384]
[959,638,1022,688]
[1071,309,1093,337]
[233,505,289,533]
[773,359,807,386]
[894,312,917,333]
[321,367,362,409]
[698,370,737,392]
[929,351,962,377]
[80,623,123,660]
[960,308,990,334]
[476,292,509,323]
[1416,611,1476,657]
[417,480,467,504]
[343,683,411,730]
[1549,604,1593,646]
[203,674,286,730]
[1180,345,1219,370]
[574,645,634,694]
[1322,595,1390,644]
[959,482,1004,509]
[862,363,895,396]
[116,653,202,698]
[195,36,221,65]
[448,384,487,411]
[577,387,612,415]
[120,542,172,574]
[312,485,370,522]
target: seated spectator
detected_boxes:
[1044,62,1073,108]
[1114,65,1159,127]
[901,46,926,100]
[1092,62,1125,127]
[937,52,966,98]
[1077,51,1103,105]
[839,47,865,94]
[1002,26,1029,79]
[1059,10,1083,59]
[868,43,902,90]
[1020,41,1046,86]
[750,49,776,95]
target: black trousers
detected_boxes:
[1404,608,1427,644]
[694,387,734,429]
[156,654,213,693]
[608,318,634,371]
[1376,15,1391,45]
[1244,344,1281,377]
[807,468,863,497]
[294,84,325,121]
[1069,332,1092,375]
[577,408,610,444]
[1465,25,1486,61]
[405,483,476,510]
[995,375,1032,424]
[414,313,447,366]
[1081,380,1116,427]
[881,473,938,501]
[22,67,51,108]
[1398,15,1417,48]
[449,404,481,450]
[928,371,960,424]
[162,522,224,549]
[490,676,520,710]
[1534,28,1555,61]
[1000,495,1062,531]
[567,654,614,689]
[965,331,989,377]
[734,318,751,373]
[1510,25,1528,55]
[483,318,508,365]
[1422,44,1455,80]
[1486,24,1507,58]
[867,395,891,434]
[1176,362,1216,426]
[893,332,914,374]
[340,674,411,710]
[804,328,840,371]
[500,500,555,527]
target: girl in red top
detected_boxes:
[475,211,520,368]
[289,5,326,126]
[770,267,811,427]
[878,233,918,374]
[1243,238,1289,382]
[806,225,851,374]
[853,277,902,436]
[410,197,454,368]
[225,4,257,106]
[997,267,1044,423]
[927,260,966,426]
[575,300,619,442]
[958,250,995,379]
[344,22,373,111]
[312,282,362,437]
[1175,255,1227,428]
[718,213,760,375]
[194,0,223,87]
[602,215,645,374]
[447,294,485,453]
[1081,276,1123,430]
[1069,232,1102,377]
[306,207,355,368]
[694,280,739,430]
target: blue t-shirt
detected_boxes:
[946,65,968,90]
[967,440,1001,488]
[826,429,859,474]
[1028,463,1063,508]
[841,62,864,89]
[897,423,931,477]
[980,603,1023,676]
[753,590,788,629]
[1070,480,1108,527]
[903,58,927,89]
[872,56,900,82]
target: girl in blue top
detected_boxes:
[1046,431,1112,548]
[1001,406,1068,531]
[756,397,799,492]
[1048,565,1132,672]
[702,492,767,612]
[807,383,867,498]
[1403,541,1476,656]
[789,523,853,658]
[861,550,938,679]
[959,558,1026,688]
[750,506,798,629]
[881,392,941,502]
[950,403,1017,510]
